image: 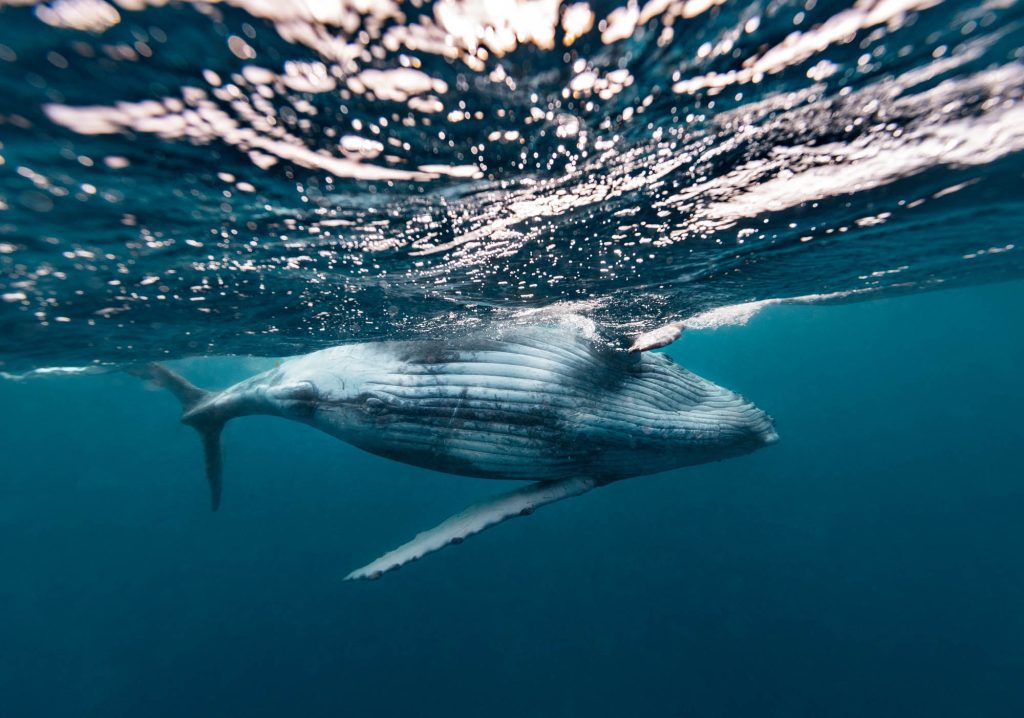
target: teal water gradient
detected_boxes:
[1,282,1022,717]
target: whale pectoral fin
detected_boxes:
[628,320,687,352]
[344,477,598,581]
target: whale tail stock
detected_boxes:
[131,363,224,511]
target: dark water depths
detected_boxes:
[1,282,1022,717]
[1,0,1023,369]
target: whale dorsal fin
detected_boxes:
[344,477,598,580]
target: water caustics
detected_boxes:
[0,0,1022,369]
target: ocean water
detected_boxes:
[2,283,1023,717]
[1,0,1024,715]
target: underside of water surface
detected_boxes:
[0,0,1022,370]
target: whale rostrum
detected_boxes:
[139,316,777,579]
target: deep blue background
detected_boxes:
[2,282,1023,717]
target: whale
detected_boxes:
[140,315,777,579]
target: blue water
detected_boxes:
[2,282,1022,716]
[2,0,1024,367]
[2,0,1024,714]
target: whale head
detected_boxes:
[581,352,778,476]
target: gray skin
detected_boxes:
[147,316,777,578]
[178,317,777,487]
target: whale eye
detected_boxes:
[267,381,318,418]
[363,395,388,415]
[269,382,317,402]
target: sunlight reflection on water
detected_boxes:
[0,0,1022,368]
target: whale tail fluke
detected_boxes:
[132,363,224,511]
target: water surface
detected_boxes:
[1,0,1022,367]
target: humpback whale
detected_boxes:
[140,316,776,579]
